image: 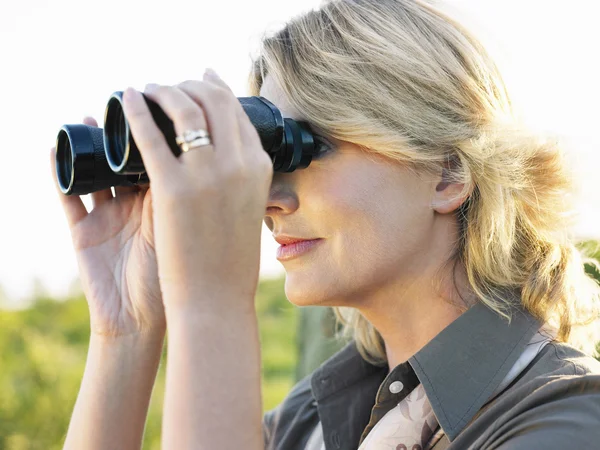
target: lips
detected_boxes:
[273,235,319,246]
[275,238,323,261]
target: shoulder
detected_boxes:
[501,340,600,387]
[545,340,600,374]
[484,375,600,448]
[481,342,600,448]
[495,341,600,415]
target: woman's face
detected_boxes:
[260,75,447,309]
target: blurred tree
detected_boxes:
[0,277,297,449]
[294,306,349,382]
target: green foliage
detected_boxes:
[255,276,299,400]
[1,240,599,449]
[0,276,297,449]
[577,240,600,284]
[576,240,600,358]
[0,296,90,450]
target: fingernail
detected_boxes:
[144,83,159,93]
[204,68,220,80]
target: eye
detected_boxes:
[313,135,334,159]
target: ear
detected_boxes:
[431,161,471,215]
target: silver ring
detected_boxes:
[176,129,210,145]
[176,128,213,152]
[180,136,213,153]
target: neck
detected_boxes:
[356,259,477,373]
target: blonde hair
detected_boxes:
[247,0,600,363]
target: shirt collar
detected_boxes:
[310,299,542,441]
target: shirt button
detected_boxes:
[389,381,404,394]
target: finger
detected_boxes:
[83,116,98,127]
[114,185,139,197]
[203,68,233,94]
[202,70,247,126]
[114,183,146,199]
[177,80,242,161]
[50,146,88,228]
[121,87,179,183]
[143,84,217,167]
[202,70,268,166]
[91,187,113,208]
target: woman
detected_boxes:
[52,0,600,449]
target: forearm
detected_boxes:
[163,301,263,450]
[63,332,165,450]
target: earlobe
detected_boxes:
[432,164,470,214]
[432,182,470,214]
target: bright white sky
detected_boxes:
[0,0,598,307]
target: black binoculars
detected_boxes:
[55,92,319,195]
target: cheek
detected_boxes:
[312,170,377,228]
[283,164,434,306]
[316,173,390,264]
[322,169,433,271]
[320,166,420,237]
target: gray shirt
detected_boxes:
[262,301,600,449]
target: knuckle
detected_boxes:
[207,85,231,105]
[259,157,274,176]
[178,80,199,90]
[153,84,169,94]
[252,149,273,171]
[144,85,169,100]
[255,162,274,184]
[177,105,204,125]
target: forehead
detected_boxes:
[259,75,303,121]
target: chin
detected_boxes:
[283,272,348,308]
[283,280,317,307]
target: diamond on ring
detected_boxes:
[176,129,210,146]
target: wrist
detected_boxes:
[91,327,165,345]
[89,330,165,365]
[65,323,165,450]
[163,291,257,322]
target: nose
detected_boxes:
[264,174,299,230]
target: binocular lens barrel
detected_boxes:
[104,96,129,173]
[56,124,147,196]
[56,93,318,196]
[56,128,74,191]
[104,92,181,175]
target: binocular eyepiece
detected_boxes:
[55,93,318,195]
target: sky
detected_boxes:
[0,0,598,307]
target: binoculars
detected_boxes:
[55,92,318,195]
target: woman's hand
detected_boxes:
[122,70,273,313]
[123,70,269,449]
[51,118,165,338]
